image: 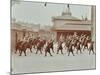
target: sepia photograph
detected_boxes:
[11,0,96,74]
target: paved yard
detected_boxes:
[11,48,96,74]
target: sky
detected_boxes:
[12,1,92,26]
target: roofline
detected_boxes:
[64,23,92,25]
[52,18,81,21]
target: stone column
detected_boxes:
[91,6,96,51]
